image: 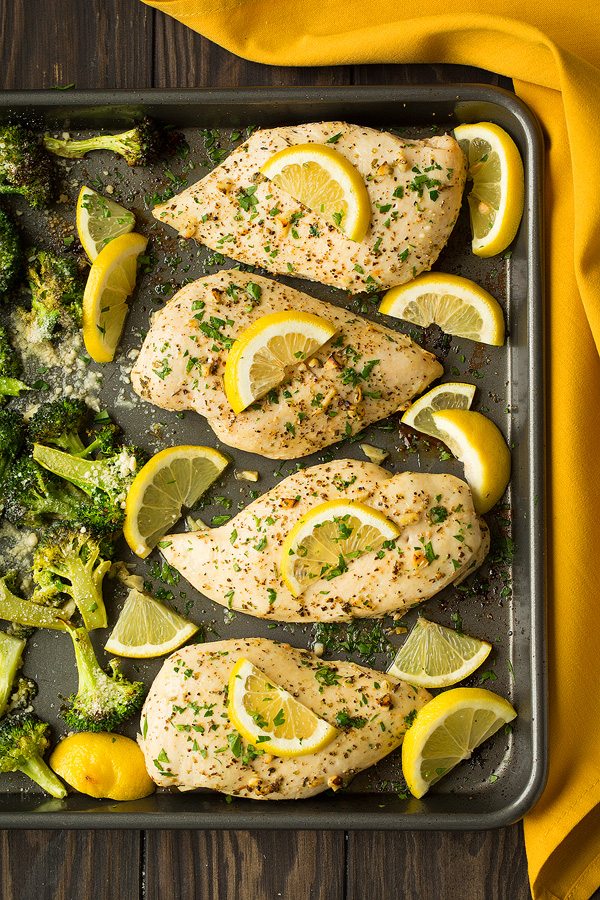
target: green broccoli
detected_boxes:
[0,408,25,485]
[0,631,26,718]
[26,249,84,340]
[0,574,72,631]
[0,125,57,208]
[0,208,21,292]
[32,442,142,528]
[62,626,145,732]
[2,455,121,534]
[0,325,29,402]
[0,711,66,797]
[43,117,183,167]
[28,399,121,458]
[32,527,111,631]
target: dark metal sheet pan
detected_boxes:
[0,85,545,829]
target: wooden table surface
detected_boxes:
[0,2,532,898]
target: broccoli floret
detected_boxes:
[0,125,57,208]
[0,208,21,292]
[62,626,145,732]
[0,573,71,632]
[32,527,111,631]
[32,442,142,528]
[2,455,119,533]
[43,117,183,167]
[0,710,66,797]
[6,676,37,714]
[28,399,121,458]
[26,249,84,340]
[0,408,25,485]
[0,325,29,402]
[0,630,26,717]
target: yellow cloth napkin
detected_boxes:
[139,3,600,897]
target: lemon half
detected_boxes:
[50,732,154,801]
[260,143,371,241]
[227,657,337,758]
[454,122,524,258]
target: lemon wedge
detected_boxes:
[379,273,505,346]
[227,657,337,757]
[388,617,492,688]
[280,499,400,597]
[260,144,371,241]
[224,310,337,414]
[50,732,154,800]
[82,231,147,363]
[453,122,524,257]
[401,382,476,440]
[402,687,516,798]
[431,409,511,514]
[76,186,135,261]
[124,445,229,558]
[105,587,198,658]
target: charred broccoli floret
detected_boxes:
[28,399,121,458]
[32,527,111,631]
[43,117,183,167]
[0,208,21,292]
[0,630,26,717]
[0,125,57,208]
[0,408,25,484]
[0,325,29,402]
[0,710,66,797]
[32,441,142,529]
[0,573,72,632]
[26,249,84,340]
[62,626,145,732]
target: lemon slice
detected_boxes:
[224,310,337,414]
[76,186,135,261]
[388,617,492,688]
[82,231,148,363]
[104,587,198,658]
[280,499,400,597]
[453,122,524,258]
[379,273,505,346]
[124,445,229,558]
[431,409,510,514]
[260,144,371,241]
[402,687,516,798]
[401,382,476,440]
[227,657,337,757]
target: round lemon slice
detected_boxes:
[224,310,337,414]
[260,143,371,241]
[431,409,511,514]
[388,617,492,688]
[124,445,229,558]
[379,273,505,346]
[82,231,148,363]
[104,587,198,658]
[280,499,400,597]
[227,657,338,757]
[401,382,476,440]
[402,687,516,798]
[453,122,524,257]
[76,186,135,261]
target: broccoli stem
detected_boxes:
[33,444,111,494]
[0,581,70,631]
[0,632,25,717]
[67,556,108,631]
[69,627,109,697]
[19,755,67,799]
[0,376,29,397]
[43,131,137,161]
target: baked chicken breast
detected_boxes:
[153,122,466,293]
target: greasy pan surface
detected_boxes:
[0,86,545,828]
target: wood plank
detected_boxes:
[0,0,153,90]
[0,829,141,900]
[347,823,529,900]
[144,829,345,900]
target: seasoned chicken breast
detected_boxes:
[161,460,490,622]
[130,271,442,459]
[139,638,430,799]
[153,122,466,293]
